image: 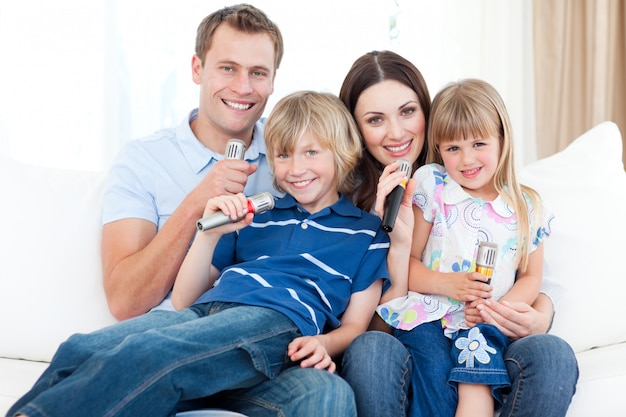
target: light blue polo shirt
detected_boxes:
[102,108,278,230]
[194,194,390,336]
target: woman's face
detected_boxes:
[353,79,426,167]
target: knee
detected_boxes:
[287,368,356,417]
[506,334,579,383]
[343,331,408,369]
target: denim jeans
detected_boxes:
[8,303,356,417]
[341,329,578,417]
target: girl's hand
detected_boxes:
[287,336,336,373]
[445,272,492,303]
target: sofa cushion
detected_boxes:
[0,156,117,362]
[518,121,626,353]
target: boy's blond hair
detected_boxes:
[265,91,362,195]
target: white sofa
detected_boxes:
[1,122,625,416]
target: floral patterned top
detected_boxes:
[377,163,554,336]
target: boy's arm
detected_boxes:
[171,193,253,310]
[287,280,383,372]
[102,159,257,320]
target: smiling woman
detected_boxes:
[0,0,534,171]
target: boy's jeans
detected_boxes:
[9,303,341,417]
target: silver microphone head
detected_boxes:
[397,158,412,180]
[476,242,498,269]
[248,192,275,214]
[225,139,246,160]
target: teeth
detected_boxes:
[224,100,252,111]
[293,180,312,187]
[386,142,410,153]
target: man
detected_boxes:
[101,5,355,416]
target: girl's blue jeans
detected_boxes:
[8,303,356,417]
[341,328,578,417]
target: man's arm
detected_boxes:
[102,159,256,320]
[102,209,198,320]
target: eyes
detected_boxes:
[277,150,318,159]
[441,141,488,153]
[221,65,269,79]
[366,106,417,125]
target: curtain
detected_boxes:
[533,0,626,166]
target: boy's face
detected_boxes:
[192,23,276,146]
[273,131,339,214]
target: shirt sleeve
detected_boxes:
[102,142,158,225]
[351,228,390,293]
[412,163,444,223]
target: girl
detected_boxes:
[375,79,554,417]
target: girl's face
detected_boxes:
[438,135,501,200]
[273,131,339,213]
[353,79,426,167]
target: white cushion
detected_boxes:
[0,156,117,362]
[519,121,626,353]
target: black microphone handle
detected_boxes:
[381,184,405,232]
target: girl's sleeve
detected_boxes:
[529,196,555,250]
[412,163,444,224]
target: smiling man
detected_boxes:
[97,4,355,417]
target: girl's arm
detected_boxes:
[407,206,492,302]
[499,242,544,306]
[171,193,253,310]
[287,280,383,373]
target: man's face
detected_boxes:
[192,23,276,144]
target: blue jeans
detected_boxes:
[8,303,356,417]
[341,329,578,417]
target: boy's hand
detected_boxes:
[198,193,253,235]
[287,336,336,373]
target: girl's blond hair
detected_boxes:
[427,79,541,269]
[265,91,362,195]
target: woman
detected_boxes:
[338,50,578,417]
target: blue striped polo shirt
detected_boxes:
[194,194,390,336]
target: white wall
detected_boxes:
[0,0,535,171]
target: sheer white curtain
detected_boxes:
[0,0,535,172]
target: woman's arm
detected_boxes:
[472,294,554,340]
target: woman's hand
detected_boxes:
[472,294,554,340]
[374,161,415,247]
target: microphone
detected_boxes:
[196,192,275,231]
[381,159,412,232]
[225,138,246,160]
[475,241,498,285]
